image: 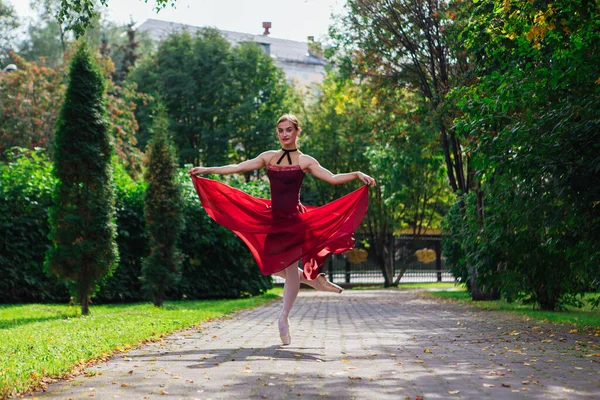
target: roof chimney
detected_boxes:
[262,21,271,36]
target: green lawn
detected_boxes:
[0,291,280,397]
[427,290,600,330]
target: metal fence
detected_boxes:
[274,234,454,286]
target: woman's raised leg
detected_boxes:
[274,266,343,294]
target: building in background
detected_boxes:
[135,19,326,92]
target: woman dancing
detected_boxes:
[188,114,376,345]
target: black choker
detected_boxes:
[277,148,298,165]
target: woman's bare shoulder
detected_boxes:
[258,150,278,159]
[299,153,318,162]
[298,153,319,168]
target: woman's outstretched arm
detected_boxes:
[187,151,275,176]
[303,155,376,186]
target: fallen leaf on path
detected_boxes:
[448,390,460,394]
[348,376,362,380]
[414,360,424,363]
[424,349,431,353]
[502,383,510,387]
[483,383,495,388]
[160,390,168,395]
[120,383,128,387]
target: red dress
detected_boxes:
[191,163,369,280]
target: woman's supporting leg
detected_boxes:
[278,262,300,345]
[281,263,300,318]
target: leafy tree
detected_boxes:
[227,42,296,179]
[20,0,131,68]
[130,29,294,169]
[45,41,118,315]
[447,0,600,310]
[131,29,232,165]
[0,0,20,67]
[111,20,139,84]
[142,104,185,306]
[0,54,64,158]
[330,0,497,298]
[57,0,177,36]
[332,0,467,196]
[0,52,142,175]
[306,72,451,286]
[20,0,71,65]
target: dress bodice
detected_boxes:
[267,164,305,211]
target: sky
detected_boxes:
[9,0,347,42]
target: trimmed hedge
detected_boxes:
[0,149,272,304]
[0,149,68,303]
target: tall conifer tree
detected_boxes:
[46,42,118,315]
[142,103,184,306]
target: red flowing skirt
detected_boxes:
[191,176,369,279]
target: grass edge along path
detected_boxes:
[425,290,600,331]
[0,290,280,398]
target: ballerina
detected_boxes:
[188,114,375,345]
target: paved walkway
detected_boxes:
[29,290,599,399]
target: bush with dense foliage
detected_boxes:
[0,148,68,303]
[0,149,271,304]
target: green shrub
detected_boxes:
[1,149,271,303]
[95,164,148,303]
[0,148,69,303]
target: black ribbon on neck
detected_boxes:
[276,148,298,165]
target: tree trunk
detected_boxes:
[81,294,90,315]
[386,232,397,287]
[153,295,163,307]
[372,232,393,287]
[393,266,409,285]
[469,267,501,301]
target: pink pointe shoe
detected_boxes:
[278,317,291,345]
[313,273,343,294]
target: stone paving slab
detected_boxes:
[27,290,600,399]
